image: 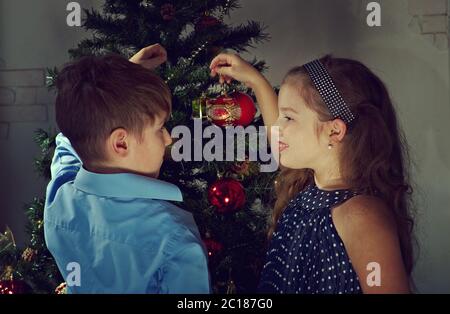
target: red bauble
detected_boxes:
[0,280,29,294]
[208,178,246,213]
[206,92,256,127]
[160,3,175,21]
[203,238,223,257]
[195,14,220,32]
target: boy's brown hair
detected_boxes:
[55,54,171,164]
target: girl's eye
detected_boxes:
[284,116,293,121]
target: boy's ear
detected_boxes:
[109,128,129,156]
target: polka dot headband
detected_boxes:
[303,59,356,125]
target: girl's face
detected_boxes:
[275,81,328,169]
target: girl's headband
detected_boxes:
[303,59,356,125]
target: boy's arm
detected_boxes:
[46,132,82,205]
[162,242,211,294]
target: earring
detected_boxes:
[328,143,333,150]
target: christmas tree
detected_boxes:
[1,0,277,293]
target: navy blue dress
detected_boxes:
[258,183,362,294]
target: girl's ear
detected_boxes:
[328,118,347,143]
[109,128,129,156]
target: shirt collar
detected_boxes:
[73,166,183,202]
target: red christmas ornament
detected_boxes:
[206,92,256,127]
[203,238,223,257]
[208,178,246,213]
[0,279,29,294]
[195,13,220,32]
[160,3,175,21]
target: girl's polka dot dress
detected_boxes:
[258,183,362,294]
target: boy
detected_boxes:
[44,45,210,293]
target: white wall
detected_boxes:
[0,0,449,293]
[0,0,94,245]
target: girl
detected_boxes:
[210,53,414,294]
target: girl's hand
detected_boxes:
[129,44,167,70]
[210,53,279,140]
[209,53,264,89]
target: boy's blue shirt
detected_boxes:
[44,133,210,293]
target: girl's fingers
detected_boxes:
[210,53,238,84]
[221,75,232,84]
[210,67,220,77]
[210,53,234,69]
[210,61,231,73]
[210,55,224,69]
[213,65,233,78]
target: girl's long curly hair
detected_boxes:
[269,55,416,276]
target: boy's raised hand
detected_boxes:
[129,44,167,70]
[209,53,262,89]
